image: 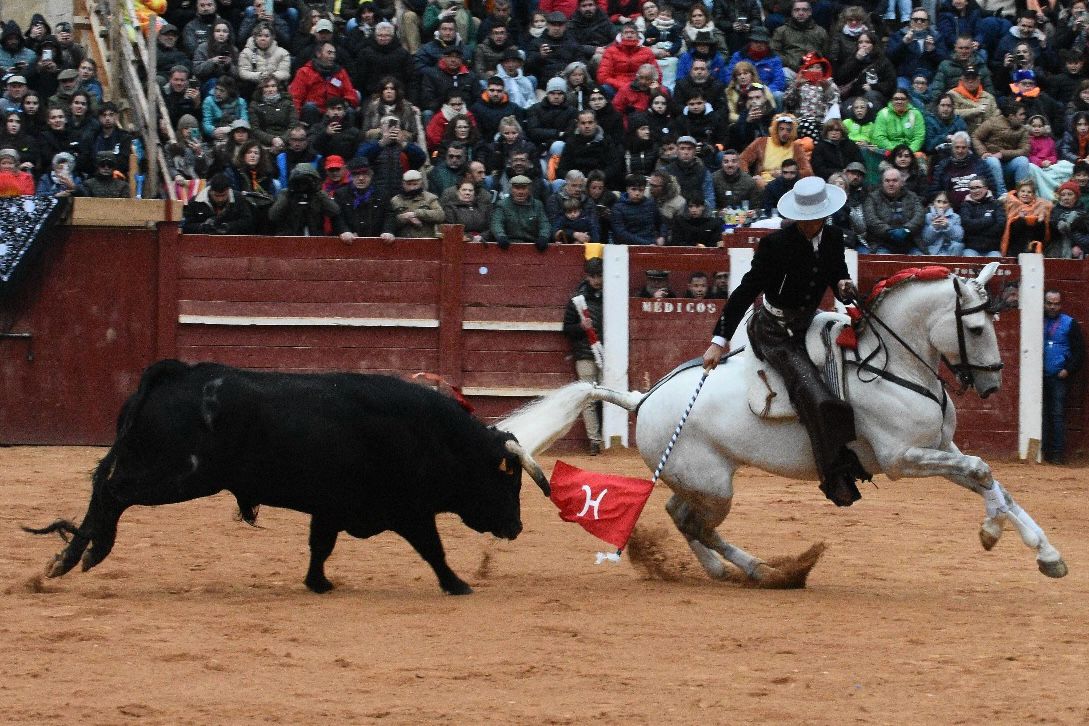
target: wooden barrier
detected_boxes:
[0,208,1083,459]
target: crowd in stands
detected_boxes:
[7,0,1089,256]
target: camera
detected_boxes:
[289,175,320,196]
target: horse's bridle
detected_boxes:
[849,275,1004,410]
[941,276,1005,392]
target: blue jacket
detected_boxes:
[725,51,786,93]
[887,27,948,80]
[1044,313,1084,377]
[611,193,665,245]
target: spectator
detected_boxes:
[238,2,292,49]
[201,75,248,141]
[726,27,787,98]
[182,0,224,55]
[289,41,360,125]
[487,148,550,202]
[83,150,130,198]
[249,76,297,153]
[880,143,930,198]
[922,191,965,254]
[1042,289,1084,465]
[887,8,947,87]
[474,23,516,78]
[681,6,727,55]
[238,23,292,95]
[440,159,491,207]
[360,77,423,145]
[384,168,444,237]
[637,2,682,88]
[643,90,677,139]
[291,16,351,75]
[490,174,551,249]
[707,269,729,299]
[648,168,685,221]
[269,163,343,236]
[546,169,600,242]
[193,20,238,85]
[562,256,605,455]
[50,68,80,111]
[358,115,428,201]
[1001,179,1051,256]
[711,0,762,54]
[597,24,659,95]
[436,113,484,160]
[561,61,594,110]
[586,86,625,139]
[443,177,490,242]
[872,90,926,153]
[863,167,926,253]
[275,123,318,189]
[664,135,714,206]
[524,77,578,151]
[353,23,417,101]
[0,22,36,78]
[420,46,481,114]
[428,141,469,194]
[726,82,775,150]
[528,12,589,83]
[613,173,668,245]
[932,34,994,96]
[670,197,720,245]
[0,147,33,195]
[37,104,80,168]
[79,101,133,177]
[812,118,863,180]
[476,0,519,46]
[771,0,829,73]
[623,114,659,175]
[20,93,47,137]
[827,170,868,251]
[833,31,897,110]
[762,158,800,213]
[948,64,998,134]
[1048,49,1085,108]
[470,76,525,141]
[673,57,726,108]
[1047,182,1089,259]
[586,168,618,240]
[165,114,210,200]
[929,130,996,209]
[1011,70,1064,133]
[924,92,969,159]
[182,173,256,234]
[320,154,352,198]
[993,10,1054,76]
[494,49,536,110]
[155,23,190,81]
[230,140,278,232]
[0,74,28,115]
[0,111,40,173]
[713,148,762,210]
[557,109,624,188]
[783,52,839,125]
[1025,113,1072,201]
[671,92,729,168]
[162,66,202,131]
[415,17,468,73]
[313,97,362,161]
[425,91,474,151]
[973,97,1030,197]
[613,62,668,116]
[825,6,870,66]
[676,29,729,88]
[684,271,710,298]
[739,112,813,187]
[35,151,83,197]
[959,175,1006,256]
[336,157,389,240]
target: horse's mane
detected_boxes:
[865,266,953,312]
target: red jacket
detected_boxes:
[0,170,35,196]
[288,61,360,114]
[596,37,659,91]
[538,0,607,17]
[612,82,669,118]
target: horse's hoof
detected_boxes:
[1038,558,1068,578]
[979,519,1003,551]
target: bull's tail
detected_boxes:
[22,519,88,540]
[496,382,646,456]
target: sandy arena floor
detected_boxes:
[1,446,1087,724]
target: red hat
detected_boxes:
[1058,180,1081,201]
[325,155,346,170]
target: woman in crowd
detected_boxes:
[1002,179,1052,256]
[36,104,78,167]
[724,61,772,125]
[20,92,47,137]
[1059,111,1089,170]
[624,113,660,176]
[826,6,871,65]
[249,75,297,153]
[562,62,594,111]
[833,31,895,111]
[237,22,291,101]
[202,75,248,141]
[443,179,490,242]
[166,114,211,201]
[682,6,727,55]
[193,20,239,84]
[360,76,423,145]
[68,91,99,139]
[77,58,104,103]
[229,139,278,233]
[438,113,484,160]
[589,86,625,139]
[0,111,40,174]
[880,143,929,198]
[811,118,863,179]
[426,91,474,152]
[36,151,84,197]
[643,91,677,140]
[1065,80,1089,131]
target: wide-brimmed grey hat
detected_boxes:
[776,176,846,221]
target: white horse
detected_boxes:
[501,262,1067,583]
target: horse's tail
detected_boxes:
[589,386,645,412]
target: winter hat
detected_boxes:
[1058,180,1081,201]
[546,77,566,93]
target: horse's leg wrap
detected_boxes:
[666,493,760,579]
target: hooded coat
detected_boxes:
[597,32,659,90]
[238,35,292,86]
[738,112,814,183]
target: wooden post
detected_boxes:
[155,220,180,360]
[437,224,465,386]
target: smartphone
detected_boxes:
[41,49,53,62]
[737,15,748,23]
[188,78,199,90]
[264,0,274,12]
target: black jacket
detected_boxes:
[181,187,256,234]
[713,223,849,340]
[334,184,387,237]
[562,279,603,362]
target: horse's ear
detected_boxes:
[976,262,999,286]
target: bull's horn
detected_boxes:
[505,439,550,497]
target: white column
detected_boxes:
[601,245,630,448]
[1018,253,1044,461]
[727,246,754,349]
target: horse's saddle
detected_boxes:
[746,312,852,419]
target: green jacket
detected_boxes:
[491,196,550,248]
[872,104,925,152]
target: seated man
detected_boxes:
[863,168,926,254]
[491,174,551,250]
[738,112,812,188]
[82,151,130,198]
[181,172,255,234]
[612,173,668,245]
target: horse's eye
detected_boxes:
[969,326,984,337]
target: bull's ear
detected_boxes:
[498,458,510,474]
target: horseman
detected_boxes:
[702,176,866,507]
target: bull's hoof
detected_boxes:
[979,520,1003,551]
[80,549,107,572]
[46,553,77,578]
[1038,558,1068,578]
[305,575,335,593]
[443,580,473,596]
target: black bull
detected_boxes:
[25,360,551,595]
